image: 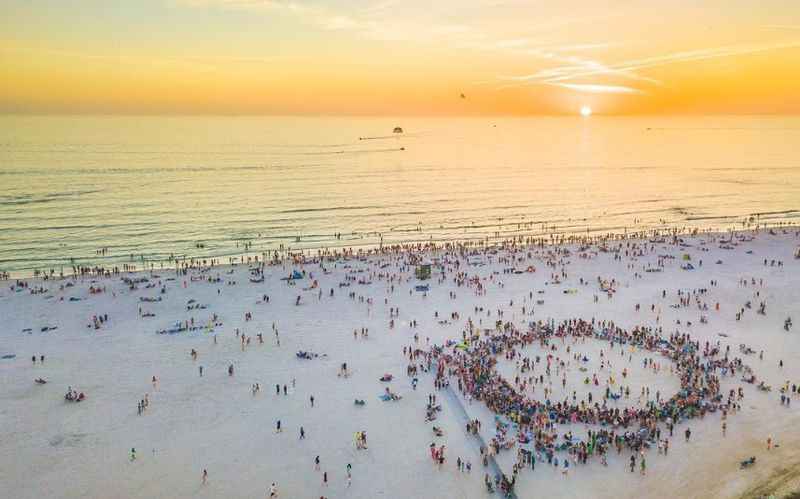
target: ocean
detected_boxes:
[1,115,798,275]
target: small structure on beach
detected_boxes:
[393,126,403,134]
[415,262,431,280]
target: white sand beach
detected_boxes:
[2,228,799,499]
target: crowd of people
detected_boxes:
[426,316,756,484]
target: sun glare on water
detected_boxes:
[580,105,592,117]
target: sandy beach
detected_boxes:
[2,228,799,499]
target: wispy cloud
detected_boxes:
[363,0,402,15]
[321,15,360,31]
[0,44,284,71]
[606,41,800,74]
[494,48,659,90]
[498,40,800,95]
[762,25,800,30]
[550,83,643,94]
[174,0,299,8]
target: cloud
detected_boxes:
[762,25,800,30]
[550,83,643,94]
[173,0,280,8]
[496,48,658,89]
[321,15,360,31]
[497,40,800,96]
[173,0,297,8]
[0,44,284,72]
[544,42,616,52]
[363,0,401,15]
[611,41,800,73]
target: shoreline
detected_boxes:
[4,221,798,282]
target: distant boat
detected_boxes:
[393,127,403,134]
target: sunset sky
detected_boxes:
[2,0,800,115]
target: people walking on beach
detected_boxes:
[202,469,208,485]
[8,222,798,498]
[355,432,363,449]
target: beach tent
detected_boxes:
[682,254,691,261]
[291,270,303,279]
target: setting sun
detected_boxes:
[580,106,593,117]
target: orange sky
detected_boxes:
[2,0,800,115]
